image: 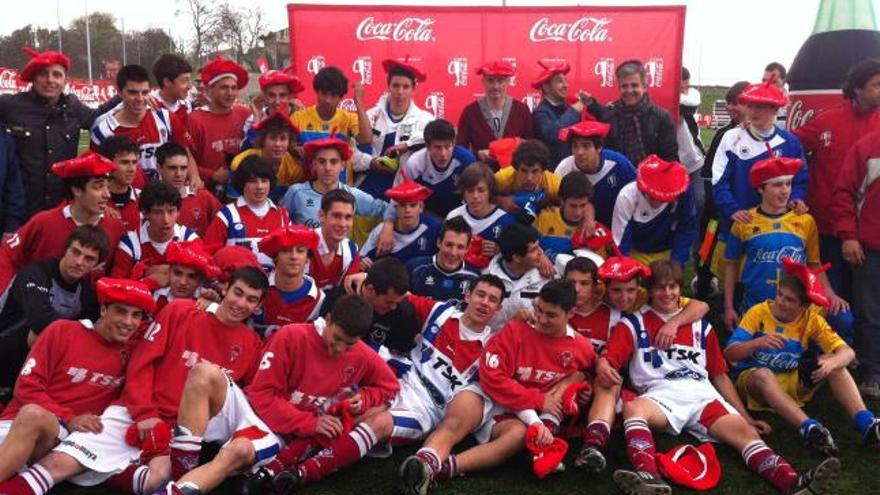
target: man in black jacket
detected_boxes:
[0,226,107,388]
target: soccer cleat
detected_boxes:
[612,469,672,495]
[240,467,275,495]
[271,467,303,495]
[804,423,839,457]
[399,455,433,495]
[573,445,607,474]
[864,420,880,451]
[786,457,840,495]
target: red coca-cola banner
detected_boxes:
[287,4,685,123]
[786,90,844,131]
[0,67,116,108]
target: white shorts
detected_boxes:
[460,383,509,445]
[0,418,69,447]
[639,383,738,442]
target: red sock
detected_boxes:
[103,464,150,494]
[300,423,378,483]
[583,420,611,449]
[0,465,54,495]
[742,440,798,492]
[434,454,459,482]
[415,447,441,474]
[623,418,659,476]
[264,437,320,474]
[169,433,202,480]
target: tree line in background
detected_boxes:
[0,0,270,79]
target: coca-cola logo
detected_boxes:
[594,57,615,88]
[352,56,373,85]
[644,58,664,88]
[448,57,468,87]
[787,99,814,131]
[307,56,326,76]
[355,16,436,42]
[501,57,518,87]
[529,16,612,43]
[425,91,445,118]
[522,92,542,112]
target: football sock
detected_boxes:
[263,437,320,474]
[103,464,150,494]
[300,423,378,483]
[415,447,442,474]
[623,418,658,476]
[170,426,203,480]
[853,409,877,437]
[434,454,460,481]
[798,418,820,440]
[742,440,798,492]
[0,465,54,495]
[583,420,611,449]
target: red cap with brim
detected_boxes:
[749,157,803,188]
[382,57,427,83]
[386,181,432,203]
[531,60,570,89]
[201,56,249,89]
[637,154,690,202]
[96,277,157,314]
[258,69,305,94]
[51,151,116,179]
[303,136,353,162]
[19,47,71,82]
[738,81,787,108]
[165,241,221,279]
[477,60,515,78]
[598,256,651,282]
[781,257,831,307]
[656,443,722,491]
[558,121,611,143]
[259,225,320,257]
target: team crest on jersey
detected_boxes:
[739,145,750,156]
[230,345,242,363]
[425,275,435,286]
[191,208,201,221]
[559,350,574,368]
[234,223,244,231]
[418,237,427,250]
[370,326,388,344]
[306,198,315,208]
[607,174,617,188]
[492,226,502,238]
[343,366,356,382]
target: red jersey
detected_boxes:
[188,105,252,181]
[91,109,192,181]
[568,302,622,355]
[108,187,141,232]
[251,274,324,337]
[245,320,399,438]
[111,222,199,279]
[0,205,125,293]
[179,187,222,237]
[1,319,130,423]
[121,300,262,422]
[794,103,880,235]
[203,198,290,269]
[306,227,360,290]
[480,320,595,413]
[151,89,192,125]
[833,131,880,250]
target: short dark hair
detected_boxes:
[364,257,409,295]
[616,59,646,85]
[387,66,417,86]
[117,64,151,90]
[646,260,683,290]
[321,188,356,212]
[681,67,691,81]
[439,216,472,243]
[843,58,880,100]
[467,274,506,301]
[313,66,349,97]
[497,224,539,262]
[512,139,551,171]
[570,134,604,151]
[65,225,109,263]
[725,81,750,103]
[139,180,182,213]
[564,256,599,281]
[64,176,108,200]
[558,172,593,202]
[764,62,787,82]
[538,279,577,312]
[156,142,189,166]
[233,155,277,193]
[778,272,811,306]
[152,54,193,88]
[227,266,270,299]
[457,162,497,197]
[256,118,296,139]
[98,136,139,161]
[424,119,456,144]
[329,294,374,337]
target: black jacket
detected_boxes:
[587,97,679,164]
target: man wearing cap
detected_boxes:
[0,153,126,295]
[150,240,219,313]
[188,56,253,188]
[554,120,636,228]
[406,216,480,303]
[0,47,121,217]
[0,277,153,485]
[358,57,434,200]
[456,60,534,161]
[232,109,307,202]
[252,225,325,337]
[151,54,194,125]
[531,60,587,168]
[240,68,305,151]
[611,155,698,266]
[156,142,221,238]
[725,257,880,457]
[362,182,440,265]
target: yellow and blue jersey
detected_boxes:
[534,207,580,262]
[292,106,360,145]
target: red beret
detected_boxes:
[304,136,353,162]
[96,277,157,314]
[598,256,651,282]
[489,137,523,169]
[213,246,262,281]
[252,107,300,135]
[524,424,568,479]
[51,151,116,179]
[656,443,722,491]
[781,257,830,307]
[738,81,787,108]
[19,47,71,82]
[464,235,492,269]
[749,156,803,188]
[477,60,515,78]
[382,57,427,83]
[558,121,611,143]
[165,241,220,279]
[201,56,249,89]
[259,225,320,257]
[636,155,690,202]
[258,68,305,94]
[531,60,570,89]
[386,181,431,204]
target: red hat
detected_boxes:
[51,151,116,179]
[19,47,71,82]
[386,181,432,204]
[96,277,157,314]
[738,80,787,108]
[571,223,613,253]
[259,225,320,257]
[636,154,690,202]
[201,56,249,89]
[303,135,353,163]
[125,422,172,458]
[598,256,651,282]
[213,246,262,281]
[781,257,831,307]
[258,68,305,94]
[524,424,568,479]
[464,235,492,269]
[656,443,722,491]
[531,60,570,89]
[749,156,803,188]
[165,241,220,279]
[477,60,515,78]
[562,381,592,416]
[489,137,523,169]
[558,121,611,143]
[252,106,300,135]
[382,56,427,83]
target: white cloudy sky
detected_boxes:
[1,0,878,85]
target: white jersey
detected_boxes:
[483,256,551,331]
[366,94,434,155]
